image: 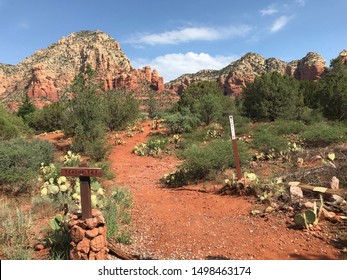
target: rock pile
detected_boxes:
[68,209,108,260]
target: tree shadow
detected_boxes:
[288,253,337,260]
[205,255,231,260]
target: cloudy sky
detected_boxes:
[0,0,346,82]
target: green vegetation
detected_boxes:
[17,94,36,120]
[0,202,33,259]
[0,138,54,194]
[63,68,107,160]
[103,186,132,243]
[177,81,236,126]
[1,60,347,259]
[0,104,29,140]
[25,102,65,133]
[315,57,347,122]
[242,72,304,121]
[103,90,140,131]
[133,137,168,157]
[299,121,347,147]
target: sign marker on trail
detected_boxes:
[229,115,242,180]
[61,163,102,220]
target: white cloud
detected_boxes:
[132,52,238,82]
[259,7,278,16]
[270,16,290,33]
[126,25,251,45]
[295,0,305,7]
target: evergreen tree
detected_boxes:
[316,58,347,121]
[242,72,304,121]
[63,65,108,160]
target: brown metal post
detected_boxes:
[232,139,242,180]
[229,115,242,180]
[80,176,92,220]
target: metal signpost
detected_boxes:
[61,165,103,219]
[229,115,242,180]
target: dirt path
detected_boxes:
[104,121,341,260]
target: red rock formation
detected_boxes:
[0,30,165,107]
[295,52,327,80]
[338,49,347,65]
[27,65,58,101]
[166,52,329,96]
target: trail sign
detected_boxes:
[61,167,103,177]
[61,165,102,219]
[229,116,242,180]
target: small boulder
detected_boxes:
[290,185,303,202]
[330,176,339,190]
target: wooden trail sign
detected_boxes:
[229,116,242,180]
[61,165,102,219]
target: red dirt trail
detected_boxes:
[103,121,341,260]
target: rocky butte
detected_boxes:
[165,51,345,96]
[0,30,164,108]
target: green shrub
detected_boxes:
[0,105,29,140]
[251,124,288,156]
[300,122,347,147]
[242,72,304,121]
[17,95,36,119]
[133,137,168,157]
[25,102,65,133]
[62,68,107,160]
[315,61,347,122]
[164,139,249,187]
[103,187,132,242]
[273,120,305,135]
[163,109,199,134]
[103,90,140,131]
[232,115,252,136]
[0,138,55,193]
[0,203,33,259]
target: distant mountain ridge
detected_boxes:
[166,50,347,95]
[0,30,164,108]
[1,30,346,107]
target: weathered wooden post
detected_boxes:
[229,115,242,180]
[61,163,102,219]
[61,163,108,260]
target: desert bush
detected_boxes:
[273,119,306,135]
[232,115,252,136]
[242,72,304,121]
[133,137,168,157]
[0,138,55,194]
[25,102,65,133]
[315,59,347,122]
[0,104,29,140]
[62,70,107,160]
[0,202,33,259]
[103,90,140,131]
[251,124,288,155]
[164,139,249,187]
[300,121,347,147]
[163,109,199,134]
[103,186,132,242]
[17,95,36,120]
[178,81,236,126]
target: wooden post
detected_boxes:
[61,164,102,220]
[229,115,242,180]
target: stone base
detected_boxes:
[68,209,108,260]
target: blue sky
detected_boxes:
[0,0,346,82]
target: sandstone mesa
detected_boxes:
[0,29,346,108]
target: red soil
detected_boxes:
[101,121,342,260]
